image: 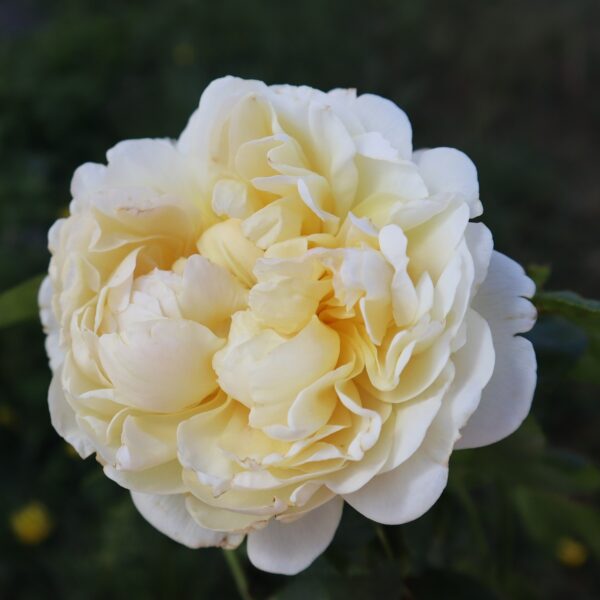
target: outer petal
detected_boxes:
[414,147,482,217]
[355,94,413,160]
[343,449,448,525]
[247,497,343,575]
[48,370,95,459]
[464,222,493,293]
[105,140,188,189]
[131,491,243,549]
[70,162,107,210]
[178,76,268,158]
[39,276,64,371]
[456,251,537,449]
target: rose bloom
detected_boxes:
[39,77,536,575]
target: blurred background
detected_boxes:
[0,0,599,598]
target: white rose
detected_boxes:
[40,76,536,575]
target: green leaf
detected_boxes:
[527,263,551,290]
[0,274,45,329]
[534,291,600,324]
[534,290,600,383]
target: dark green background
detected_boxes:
[1,1,599,598]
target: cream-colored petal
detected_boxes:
[215,314,340,408]
[344,448,447,525]
[249,257,329,335]
[414,147,481,218]
[178,255,248,331]
[308,102,358,217]
[407,201,470,282]
[104,139,196,199]
[247,497,343,575]
[355,93,412,160]
[105,460,186,494]
[131,491,243,549]
[242,197,306,249]
[349,311,495,528]
[355,156,428,204]
[379,225,418,327]
[177,395,238,494]
[457,252,536,448]
[379,366,452,473]
[427,309,495,460]
[185,495,265,532]
[48,369,95,458]
[99,319,223,412]
[197,219,263,288]
[39,276,64,370]
[464,222,493,293]
[324,383,394,495]
[178,76,269,159]
[262,364,351,441]
[70,162,107,207]
[212,178,260,219]
[116,412,183,470]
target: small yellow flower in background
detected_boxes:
[556,537,588,567]
[0,404,16,428]
[10,501,53,545]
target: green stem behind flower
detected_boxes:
[375,524,394,560]
[222,548,253,600]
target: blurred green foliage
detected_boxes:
[0,0,599,598]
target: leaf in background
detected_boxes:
[535,291,600,322]
[534,290,600,384]
[452,417,600,496]
[527,264,551,291]
[512,489,600,562]
[0,275,44,330]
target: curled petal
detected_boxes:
[178,255,248,331]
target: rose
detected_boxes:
[39,76,536,575]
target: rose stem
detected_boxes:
[222,548,253,600]
[375,524,394,560]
